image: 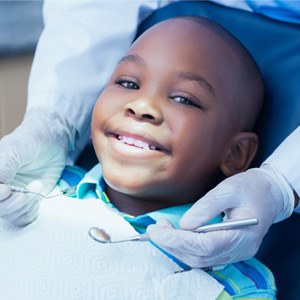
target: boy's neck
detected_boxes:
[105,185,179,216]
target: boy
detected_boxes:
[78,15,273,298]
[0,17,275,299]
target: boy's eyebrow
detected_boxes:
[177,71,216,98]
[118,54,145,67]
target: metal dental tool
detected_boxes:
[9,185,77,199]
[88,217,258,244]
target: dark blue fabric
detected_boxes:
[60,168,83,187]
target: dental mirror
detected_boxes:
[88,227,149,243]
[88,217,258,244]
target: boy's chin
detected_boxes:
[104,176,150,196]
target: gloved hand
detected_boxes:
[0,181,43,226]
[147,165,295,268]
[0,107,74,225]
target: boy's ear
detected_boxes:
[219,132,258,177]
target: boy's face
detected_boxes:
[92,19,243,206]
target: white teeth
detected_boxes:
[117,135,157,150]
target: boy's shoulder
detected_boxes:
[211,258,276,299]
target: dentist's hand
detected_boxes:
[0,181,43,226]
[147,165,295,268]
[0,107,74,225]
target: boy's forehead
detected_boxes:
[133,18,226,50]
[129,18,237,71]
[129,18,239,78]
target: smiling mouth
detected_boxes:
[115,135,162,151]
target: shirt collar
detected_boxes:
[76,163,222,231]
[76,164,102,198]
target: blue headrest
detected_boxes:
[136,1,300,166]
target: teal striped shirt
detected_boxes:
[58,164,277,299]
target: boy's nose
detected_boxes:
[125,96,163,124]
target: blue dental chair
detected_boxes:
[76,2,300,298]
[136,2,300,299]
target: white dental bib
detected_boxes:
[0,194,223,300]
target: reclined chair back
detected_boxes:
[136,2,300,299]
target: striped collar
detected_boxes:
[76,164,222,231]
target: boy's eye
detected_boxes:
[172,95,200,108]
[116,78,139,90]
